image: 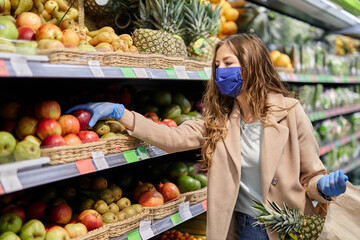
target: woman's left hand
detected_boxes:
[317,170,348,197]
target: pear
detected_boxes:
[122,206,137,218]
[100,132,117,139]
[94,200,109,215]
[78,44,96,52]
[88,26,115,38]
[91,177,108,191]
[102,212,118,223]
[14,140,40,161]
[93,121,110,137]
[108,203,119,213]
[106,120,126,133]
[99,189,115,204]
[116,211,127,221]
[14,0,34,16]
[108,184,122,201]
[0,131,16,157]
[116,197,131,210]
[131,204,144,214]
[79,198,95,212]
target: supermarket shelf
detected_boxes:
[279,72,360,84]
[319,131,360,156]
[110,200,207,240]
[0,146,167,196]
[308,103,360,122]
[338,155,360,174]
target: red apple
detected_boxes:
[36,119,62,140]
[62,29,80,46]
[1,205,26,223]
[144,111,159,122]
[58,115,80,136]
[15,116,38,140]
[161,119,178,128]
[50,203,72,225]
[18,26,36,40]
[35,100,61,120]
[77,209,102,231]
[76,131,99,143]
[45,226,70,239]
[64,223,87,238]
[63,133,82,145]
[36,23,63,41]
[16,12,42,31]
[71,110,91,131]
[27,200,48,220]
[41,134,66,147]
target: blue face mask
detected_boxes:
[215,67,243,98]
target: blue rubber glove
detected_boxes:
[317,170,348,197]
[65,102,125,127]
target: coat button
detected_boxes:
[271,178,278,186]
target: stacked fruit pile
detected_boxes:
[269,50,293,69]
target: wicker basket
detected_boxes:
[145,195,186,219]
[181,187,207,204]
[41,140,107,165]
[106,209,150,237]
[104,134,146,155]
[184,59,211,71]
[38,49,104,66]
[148,54,185,69]
[73,225,109,240]
[102,52,149,68]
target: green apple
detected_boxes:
[0,154,14,164]
[0,213,22,234]
[19,220,46,240]
[0,19,18,39]
[14,140,41,161]
[0,16,16,24]
[0,131,16,157]
[0,232,21,240]
[77,44,96,52]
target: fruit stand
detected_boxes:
[0,0,360,239]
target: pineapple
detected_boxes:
[184,0,222,62]
[132,0,185,57]
[251,200,325,240]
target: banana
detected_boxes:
[10,0,19,10]
[3,0,10,14]
[0,0,5,12]
[53,0,68,11]
[14,0,33,16]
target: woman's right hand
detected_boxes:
[65,102,125,127]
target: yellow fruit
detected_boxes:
[274,53,291,67]
[269,50,281,62]
[95,42,113,52]
[286,62,293,69]
[119,34,133,47]
[220,15,226,24]
[221,0,232,12]
[222,21,237,35]
[224,7,239,22]
[210,0,221,3]
[218,33,228,40]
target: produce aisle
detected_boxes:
[0,0,360,239]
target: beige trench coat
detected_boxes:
[128,93,331,240]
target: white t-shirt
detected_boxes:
[234,119,263,217]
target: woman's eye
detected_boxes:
[225,62,233,66]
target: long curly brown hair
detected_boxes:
[201,33,294,169]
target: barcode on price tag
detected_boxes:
[92,152,109,170]
[139,219,154,239]
[174,65,189,79]
[0,169,22,193]
[88,60,105,78]
[133,68,149,78]
[204,67,212,79]
[179,201,192,221]
[11,56,32,77]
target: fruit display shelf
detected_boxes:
[110,200,207,240]
[308,103,360,122]
[338,155,360,174]
[319,131,360,156]
[0,146,167,196]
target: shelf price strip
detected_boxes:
[10,56,33,77]
[0,59,9,76]
[319,132,360,156]
[88,60,105,78]
[198,71,208,80]
[179,201,192,221]
[128,229,141,240]
[120,67,136,78]
[166,68,178,79]
[0,169,22,193]
[136,146,150,160]
[75,159,96,174]
[92,151,109,170]
[123,150,139,163]
[174,66,189,79]
[139,219,155,239]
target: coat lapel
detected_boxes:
[261,94,290,200]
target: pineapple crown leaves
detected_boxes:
[133,0,153,29]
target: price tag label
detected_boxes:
[139,219,154,239]
[0,169,22,193]
[170,213,182,226]
[174,65,189,79]
[204,67,212,79]
[75,159,96,174]
[0,184,4,195]
[166,69,177,79]
[10,56,32,77]
[179,201,192,221]
[92,152,109,170]
[201,200,207,211]
[123,150,139,163]
[198,71,208,80]
[0,59,9,76]
[133,68,149,78]
[120,67,136,78]
[88,60,105,78]
[128,229,141,240]
[137,146,150,160]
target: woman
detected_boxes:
[67,34,347,239]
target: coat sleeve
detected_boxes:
[294,104,333,204]
[126,111,205,153]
